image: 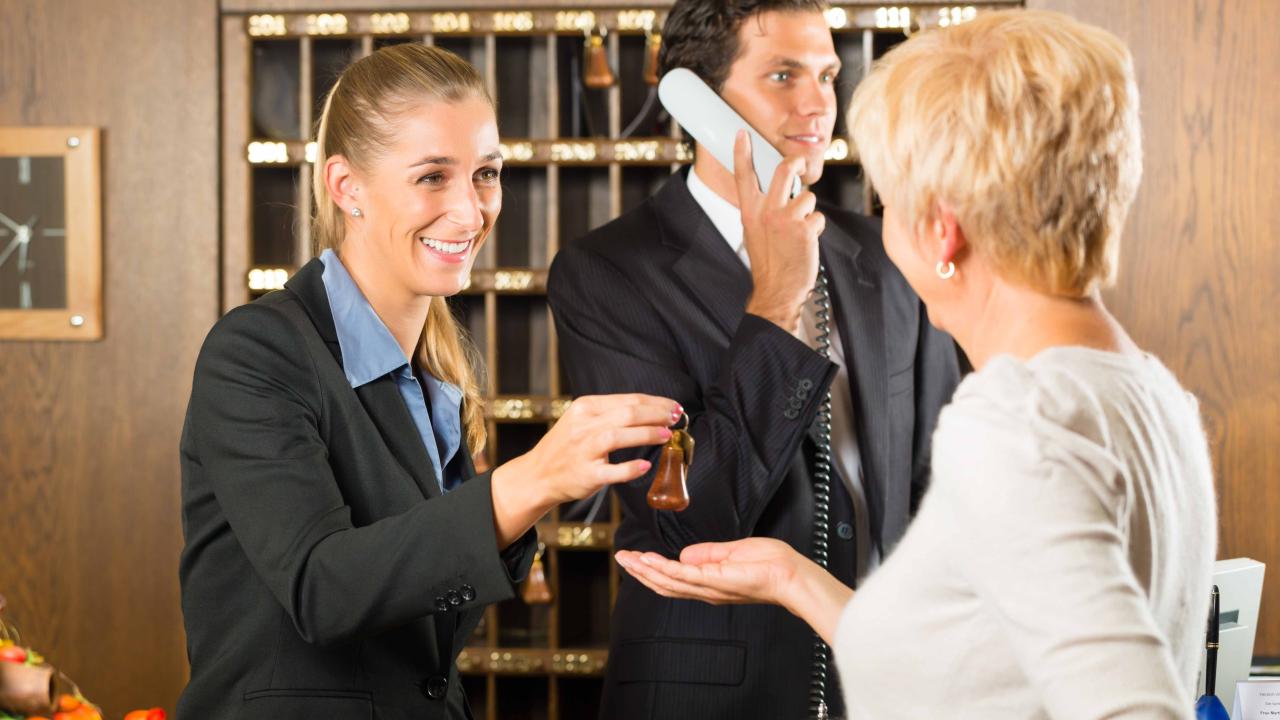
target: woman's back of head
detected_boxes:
[849,9,1141,297]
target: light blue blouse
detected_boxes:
[320,249,463,491]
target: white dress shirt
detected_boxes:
[686,167,879,580]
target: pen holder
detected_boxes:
[1195,694,1230,720]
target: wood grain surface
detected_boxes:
[0,0,219,716]
[1029,0,1280,655]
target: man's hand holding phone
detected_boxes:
[735,130,825,338]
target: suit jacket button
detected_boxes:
[421,675,449,700]
[836,522,854,540]
[799,379,814,390]
[783,409,798,420]
[435,596,450,612]
[460,584,476,601]
[446,590,462,606]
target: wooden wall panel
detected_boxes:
[0,0,219,716]
[1029,0,1280,655]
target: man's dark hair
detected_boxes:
[659,0,830,92]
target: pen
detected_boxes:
[1206,585,1220,696]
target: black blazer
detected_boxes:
[177,259,535,720]
[547,170,961,719]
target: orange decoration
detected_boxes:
[0,644,26,663]
[0,593,152,720]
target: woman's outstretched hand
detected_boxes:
[616,537,854,645]
[616,537,804,606]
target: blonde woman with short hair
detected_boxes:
[179,44,678,720]
[619,10,1215,718]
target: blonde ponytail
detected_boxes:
[421,298,487,456]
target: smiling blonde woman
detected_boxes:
[178,44,678,720]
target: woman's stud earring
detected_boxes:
[351,207,362,218]
[936,261,956,280]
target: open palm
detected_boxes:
[616,537,808,607]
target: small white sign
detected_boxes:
[1232,680,1280,719]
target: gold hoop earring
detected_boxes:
[936,261,955,280]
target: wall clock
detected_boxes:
[0,126,101,340]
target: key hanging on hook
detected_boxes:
[583,25,616,89]
[642,23,662,86]
[521,541,553,605]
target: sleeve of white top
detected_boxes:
[931,393,1192,720]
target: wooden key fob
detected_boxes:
[521,541,553,605]
[647,413,693,511]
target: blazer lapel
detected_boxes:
[659,172,754,340]
[819,223,891,551]
[284,258,343,366]
[357,377,444,500]
[286,258,443,500]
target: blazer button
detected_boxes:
[789,397,804,410]
[836,522,854,540]
[420,675,449,700]
[446,590,462,606]
[460,584,476,602]
[434,596,449,612]
[783,409,798,420]
[799,379,814,390]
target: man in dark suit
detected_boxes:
[547,1,962,718]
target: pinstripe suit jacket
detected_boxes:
[548,170,961,719]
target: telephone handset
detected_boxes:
[657,68,803,199]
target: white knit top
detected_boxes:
[834,347,1216,719]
